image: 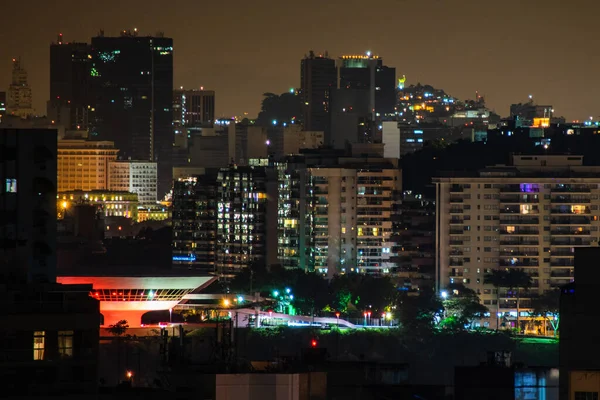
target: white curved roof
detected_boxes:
[57,276,215,290]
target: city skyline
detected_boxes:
[1,0,599,121]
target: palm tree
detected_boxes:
[504,268,533,331]
[484,269,507,330]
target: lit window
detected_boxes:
[33,331,45,360]
[58,331,73,358]
[506,226,516,234]
[572,205,587,214]
[5,178,17,193]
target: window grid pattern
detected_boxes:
[90,288,191,301]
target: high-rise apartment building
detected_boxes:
[108,160,158,205]
[309,149,401,276]
[171,173,218,274]
[57,138,118,192]
[300,52,337,133]
[393,191,435,289]
[90,32,173,198]
[215,166,278,276]
[48,35,93,130]
[173,89,215,132]
[434,155,600,326]
[7,58,34,118]
[1,128,57,283]
[275,157,313,270]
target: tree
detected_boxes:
[531,289,560,337]
[484,269,507,330]
[108,320,129,337]
[504,268,533,330]
[442,285,488,331]
[396,288,443,336]
[255,92,303,127]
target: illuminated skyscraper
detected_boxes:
[7,58,34,118]
[90,31,174,198]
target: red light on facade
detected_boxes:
[311,339,317,348]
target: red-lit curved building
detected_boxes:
[57,276,215,327]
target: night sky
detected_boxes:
[1,0,598,120]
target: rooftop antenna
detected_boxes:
[57,33,63,45]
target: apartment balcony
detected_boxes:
[550,208,590,215]
[449,228,464,234]
[500,185,540,193]
[551,187,591,193]
[449,208,463,214]
[449,240,464,245]
[550,270,574,278]
[499,217,540,225]
[499,228,539,235]
[449,197,464,204]
[449,271,464,277]
[499,239,540,246]
[551,216,591,225]
[551,196,591,204]
[550,229,591,236]
[449,219,464,225]
[550,238,593,246]
[499,195,540,204]
[449,185,463,193]
[449,260,463,267]
[500,251,539,257]
[550,260,573,267]
[499,260,539,267]
[550,250,574,257]
[449,250,464,256]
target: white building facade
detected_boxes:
[435,155,600,326]
[109,161,158,205]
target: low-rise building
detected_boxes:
[109,161,158,205]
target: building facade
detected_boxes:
[48,36,93,130]
[275,158,313,271]
[6,58,34,118]
[300,52,337,133]
[57,139,118,192]
[91,32,174,198]
[435,155,600,325]
[215,166,278,276]
[109,160,158,205]
[309,156,401,276]
[173,89,215,131]
[172,174,218,274]
[1,128,57,283]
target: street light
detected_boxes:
[223,298,230,307]
[441,291,448,299]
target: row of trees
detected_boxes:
[225,264,560,336]
[226,264,492,333]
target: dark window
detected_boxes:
[575,392,598,400]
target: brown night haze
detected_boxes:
[0,0,598,120]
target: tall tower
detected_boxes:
[300,51,336,133]
[7,58,34,118]
[48,34,93,130]
[90,31,174,198]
